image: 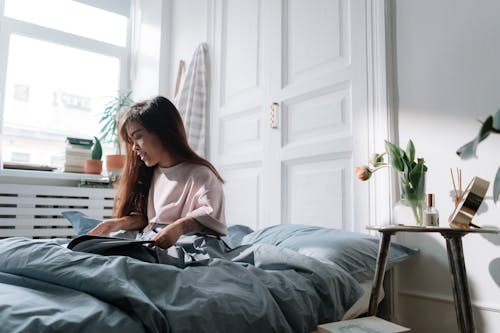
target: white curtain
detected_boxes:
[175,43,209,157]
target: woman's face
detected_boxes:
[126,121,172,167]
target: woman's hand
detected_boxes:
[87,219,121,236]
[151,217,216,249]
[151,222,184,249]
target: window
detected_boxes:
[4,0,128,46]
[0,0,131,169]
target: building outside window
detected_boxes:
[0,0,131,170]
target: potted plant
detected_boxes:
[99,91,133,174]
[84,136,103,175]
[355,140,428,225]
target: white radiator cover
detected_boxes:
[0,183,115,238]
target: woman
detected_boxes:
[88,96,226,249]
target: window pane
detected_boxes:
[2,34,120,168]
[4,0,128,46]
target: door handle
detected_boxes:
[270,102,279,129]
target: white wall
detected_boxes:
[163,0,209,100]
[131,0,163,101]
[394,1,500,332]
[132,0,208,102]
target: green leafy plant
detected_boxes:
[356,140,428,225]
[385,140,428,203]
[99,91,133,154]
[456,110,500,203]
[91,136,102,160]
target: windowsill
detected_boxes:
[0,168,109,187]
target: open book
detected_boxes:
[317,316,409,333]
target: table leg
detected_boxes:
[368,232,393,316]
[445,236,474,333]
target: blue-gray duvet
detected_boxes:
[0,236,363,333]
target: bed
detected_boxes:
[0,217,416,333]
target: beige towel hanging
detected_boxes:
[174,43,209,157]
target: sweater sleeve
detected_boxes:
[186,186,227,236]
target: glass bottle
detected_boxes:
[423,193,439,226]
[393,174,426,226]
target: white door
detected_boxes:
[210,0,370,231]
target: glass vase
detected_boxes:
[393,173,426,226]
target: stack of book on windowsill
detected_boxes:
[64,137,92,173]
[3,162,57,172]
[78,177,111,188]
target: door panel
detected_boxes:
[282,83,351,147]
[222,165,262,230]
[218,107,263,163]
[283,157,350,229]
[282,0,350,88]
[212,0,267,229]
[218,0,264,111]
[267,0,366,229]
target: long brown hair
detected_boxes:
[113,96,223,218]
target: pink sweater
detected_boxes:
[147,162,227,235]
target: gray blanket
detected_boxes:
[0,236,363,333]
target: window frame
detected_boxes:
[0,0,132,176]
